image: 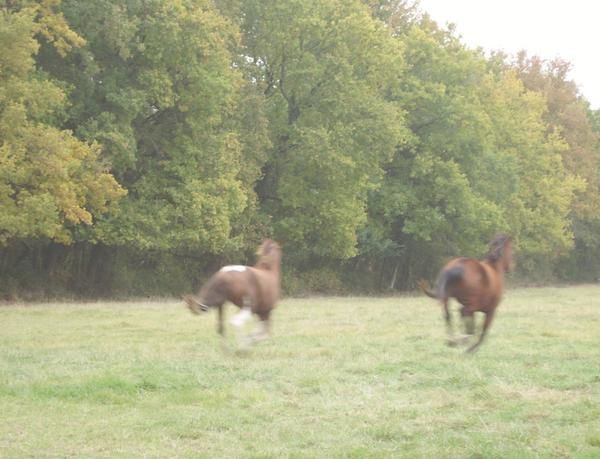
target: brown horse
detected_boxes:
[419,234,513,353]
[183,239,281,344]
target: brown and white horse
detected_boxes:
[419,234,513,353]
[184,239,281,345]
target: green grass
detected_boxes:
[1,286,599,458]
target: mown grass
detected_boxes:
[1,286,599,458]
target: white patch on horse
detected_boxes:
[220,265,247,273]
[230,307,252,328]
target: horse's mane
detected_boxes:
[255,239,281,270]
[483,234,512,263]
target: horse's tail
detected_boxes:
[418,279,438,299]
[419,266,464,301]
[435,266,464,300]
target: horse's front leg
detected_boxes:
[460,305,475,335]
[452,305,475,346]
[249,311,271,343]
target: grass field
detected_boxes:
[1,286,599,458]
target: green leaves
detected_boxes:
[44,0,251,251]
[0,4,124,245]
[240,0,409,258]
[364,15,585,281]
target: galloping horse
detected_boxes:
[419,234,513,353]
[183,239,281,344]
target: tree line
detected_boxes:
[1,0,599,298]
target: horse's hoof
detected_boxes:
[446,338,459,347]
[240,336,255,349]
[457,334,471,345]
[251,331,269,343]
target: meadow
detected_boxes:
[1,286,599,458]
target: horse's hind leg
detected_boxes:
[466,309,495,353]
[464,315,475,335]
[443,298,458,347]
[217,304,225,336]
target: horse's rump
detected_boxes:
[436,265,465,299]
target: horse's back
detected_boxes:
[218,269,257,307]
[215,267,279,311]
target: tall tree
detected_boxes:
[237,0,410,259]
[36,0,260,253]
[365,18,582,286]
[510,53,600,278]
[0,1,124,245]
[512,54,600,221]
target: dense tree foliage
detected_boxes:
[0,1,124,245]
[228,0,411,260]
[1,0,599,298]
[508,53,600,279]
